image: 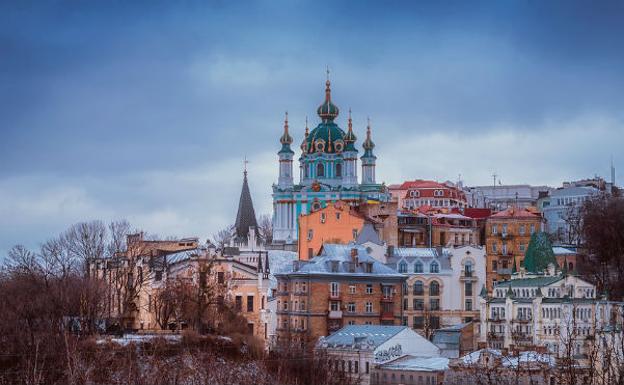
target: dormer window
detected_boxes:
[398,261,407,273]
[430,261,439,273]
[330,261,339,272]
[315,140,325,153]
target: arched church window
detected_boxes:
[317,163,325,177]
[336,163,342,177]
[430,281,440,296]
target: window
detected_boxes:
[530,224,536,234]
[349,285,356,294]
[413,281,424,295]
[492,225,498,235]
[347,302,356,313]
[519,225,526,235]
[502,243,507,255]
[413,298,424,310]
[155,270,163,281]
[430,316,440,329]
[352,229,358,239]
[235,296,243,311]
[335,163,342,177]
[399,261,407,273]
[382,286,393,299]
[430,262,439,273]
[414,261,423,273]
[403,298,408,310]
[365,302,373,313]
[430,298,440,310]
[430,281,440,296]
[492,243,497,253]
[465,282,473,296]
[366,284,373,294]
[336,212,341,220]
[520,243,526,253]
[413,316,424,329]
[307,229,314,240]
[330,301,339,311]
[330,282,339,297]
[247,296,254,312]
[502,224,508,236]
[464,262,473,277]
[465,299,473,311]
[320,213,326,223]
[317,163,325,177]
[492,260,498,270]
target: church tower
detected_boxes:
[360,118,377,185]
[271,74,389,246]
[278,112,294,189]
[234,167,260,249]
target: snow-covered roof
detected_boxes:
[552,246,576,255]
[320,325,407,349]
[277,244,402,277]
[460,349,555,368]
[378,355,449,372]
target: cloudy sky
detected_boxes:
[1,0,623,255]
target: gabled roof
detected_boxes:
[356,222,383,246]
[321,325,407,348]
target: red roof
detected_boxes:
[398,179,449,189]
[464,208,492,219]
[490,207,541,219]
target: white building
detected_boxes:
[542,185,599,245]
[478,266,624,358]
[385,246,486,335]
[466,184,553,211]
[317,325,441,385]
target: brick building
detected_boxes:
[274,244,406,344]
[484,207,543,290]
[397,208,480,248]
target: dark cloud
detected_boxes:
[1,0,623,255]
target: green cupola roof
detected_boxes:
[279,112,294,154]
[317,79,339,122]
[344,108,357,151]
[362,119,376,158]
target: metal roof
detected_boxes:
[321,325,407,348]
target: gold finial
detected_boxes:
[284,111,289,133]
[305,116,309,136]
[325,66,331,101]
[348,108,353,130]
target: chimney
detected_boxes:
[387,245,395,257]
[351,248,359,266]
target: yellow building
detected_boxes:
[484,207,543,290]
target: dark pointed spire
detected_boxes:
[234,167,259,244]
[257,251,263,273]
[264,252,270,278]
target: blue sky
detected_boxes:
[1,0,623,255]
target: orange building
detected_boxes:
[484,207,544,290]
[298,201,366,260]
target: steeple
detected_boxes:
[361,117,377,185]
[234,167,260,245]
[279,111,293,150]
[317,70,339,122]
[344,108,357,150]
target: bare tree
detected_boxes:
[62,221,107,277]
[258,214,273,244]
[212,225,234,249]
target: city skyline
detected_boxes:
[1,0,623,255]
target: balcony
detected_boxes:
[380,296,394,303]
[328,310,343,319]
[488,317,505,323]
[498,232,514,240]
[497,268,513,275]
[460,271,478,281]
[513,317,532,323]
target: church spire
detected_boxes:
[234,165,259,245]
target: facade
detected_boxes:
[357,201,399,247]
[371,355,448,385]
[272,79,389,245]
[389,180,467,211]
[466,184,553,212]
[385,246,486,338]
[542,185,598,245]
[485,207,543,290]
[274,244,406,344]
[298,201,366,260]
[317,325,442,385]
[478,267,624,362]
[397,209,480,248]
[445,348,556,385]
[432,323,475,359]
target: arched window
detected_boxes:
[414,261,423,273]
[413,281,424,295]
[430,261,439,273]
[335,163,342,177]
[398,261,407,273]
[430,281,440,296]
[317,163,325,177]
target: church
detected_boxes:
[272,76,390,245]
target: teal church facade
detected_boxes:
[272,78,389,244]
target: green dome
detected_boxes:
[302,121,347,154]
[317,80,339,122]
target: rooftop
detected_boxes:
[320,325,407,349]
[377,355,449,372]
